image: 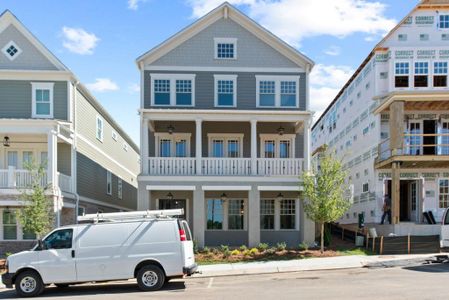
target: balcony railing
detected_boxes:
[0,167,48,189]
[147,157,303,176]
[377,133,449,162]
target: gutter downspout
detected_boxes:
[72,80,81,223]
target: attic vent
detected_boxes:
[2,41,22,61]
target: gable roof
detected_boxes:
[136,2,314,69]
[0,10,139,152]
[312,0,448,131]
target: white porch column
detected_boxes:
[248,185,260,247]
[251,120,257,175]
[195,119,202,175]
[47,130,58,190]
[303,119,311,172]
[142,117,149,174]
[193,187,205,247]
[137,185,150,210]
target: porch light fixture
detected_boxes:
[276,193,284,201]
[3,136,10,147]
[167,125,175,135]
[277,126,285,136]
[220,193,228,202]
[166,192,174,200]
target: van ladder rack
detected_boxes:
[77,209,184,223]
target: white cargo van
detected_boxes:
[1,209,197,297]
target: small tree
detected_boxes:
[17,160,54,239]
[302,149,352,253]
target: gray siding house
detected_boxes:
[137,3,315,247]
[0,10,139,254]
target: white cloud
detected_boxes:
[128,83,141,93]
[309,64,354,121]
[187,0,396,46]
[323,45,341,56]
[86,78,119,92]
[62,27,99,55]
[128,0,147,10]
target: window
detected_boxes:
[434,62,448,87]
[77,206,86,216]
[23,228,36,240]
[2,41,22,61]
[123,142,129,152]
[362,183,369,193]
[439,15,449,29]
[414,62,428,87]
[363,127,369,135]
[395,62,409,88]
[256,76,299,107]
[439,179,449,208]
[112,131,118,141]
[22,151,33,167]
[32,82,54,118]
[380,72,388,79]
[207,199,223,230]
[228,200,244,230]
[151,74,195,106]
[96,116,104,142]
[3,210,17,240]
[407,122,422,155]
[43,229,73,249]
[398,34,407,41]
[420,34,429,41]
[7,151,18,167]
[106,171,112,195]
[280,199,296,230]
[215,75,237,107]
[260,135,295,158]
[259,81,276,106]
[118,178,123,199]
[159,199,187,219]
[40,152,48,167]
[156,133,191,157]
[208,134,243,158]
[260,200,275,230]
[214,38,237,59]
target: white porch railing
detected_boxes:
[147,157,303,176]
[58,172,73,193]
[202,158,252,176]
[0,167,48,188]
[148,157,196,175]
[256,158,303,176]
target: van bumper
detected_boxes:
[183,263,198,276]
[1,272,14,288]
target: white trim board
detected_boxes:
[146,185,196,191]
[144,66,304,73]
[258,186,303,191]
[138,176,301,182]
[78,195,132,211]
[202,185,252,191]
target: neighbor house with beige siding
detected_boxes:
[0,10,139,254]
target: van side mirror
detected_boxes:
[37,239,45,251]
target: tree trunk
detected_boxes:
[320,222,324,253]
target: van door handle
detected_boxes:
[71,250,75,258]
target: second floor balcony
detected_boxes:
[140,109,311,177]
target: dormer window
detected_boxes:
[214,38,237,59]
[2,41,22,61]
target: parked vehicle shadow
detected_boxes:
[0,281,186,299]
[403,263,449,273]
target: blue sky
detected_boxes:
[0,0,419,144]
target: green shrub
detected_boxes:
[231,249,240,256]
[242,249,251,256]
[239,245,248,252]
[220,245,229,253]
[223,249,231,258]
[276,242,287,251]
[266,247,276,255]
[212,247,221,255]
[257,243,269,252]
[249,248,259,256]
[202,246,210,254]
[5,252,12,258]
[298,242,309,251]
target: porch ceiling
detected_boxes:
[375,155,449,169]
[373,90,449,114]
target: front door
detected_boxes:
[410,181,419,222]
[37,228,77,284]
[423,120,437,155]
[159,199,187,219]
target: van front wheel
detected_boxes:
[15,270,44,297]
[137,265,165,291]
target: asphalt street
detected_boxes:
[1,261,448,300]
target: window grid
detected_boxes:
[261,200,275,215]
[415,62,429,74]
[218,80,234,94]
[260,199,275,230]
[280,199,296,215]
[228,200,244,215]
[435,62,448,74]
[217,43,235,59]
[280,81,296,94]
[176,80,191,93]
[154,79,170,92]
[395,62,409,75]
[440,179,449,208]
[260,81,275,94]
[440,15,449,29]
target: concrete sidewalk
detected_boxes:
[194,253,446,278]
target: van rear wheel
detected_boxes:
[136,265,165,291]
[15,270,44,297]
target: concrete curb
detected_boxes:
[193,253,445,278]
